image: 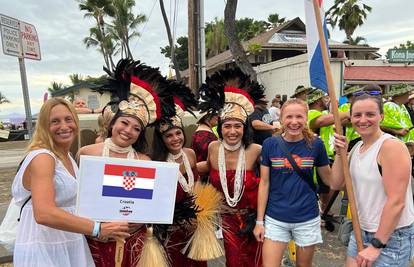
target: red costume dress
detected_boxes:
[209,168,262,267]
[88,227,146,267]
[166,167,207,267]
[191,130,217,162]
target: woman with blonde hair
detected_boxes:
[12,98,130,267]
[254,99,331,267]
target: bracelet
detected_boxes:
[92,221,101,237]
[256,220,264,225]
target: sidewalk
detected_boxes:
[0,204,12,264]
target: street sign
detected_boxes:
[387,49,414,63]
[20,21,41,60]
[0,14,22,57]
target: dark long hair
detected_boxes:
[216,118,253,148]
[106,111,148,154]
[151,123,187,161]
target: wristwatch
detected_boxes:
[370,237,386,249]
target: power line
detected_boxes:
[133,0,158,50]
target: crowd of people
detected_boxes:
[8,57,414,267]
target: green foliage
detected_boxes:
[326,0,372,41]
[394,41,414,50]
[267,13,286,27]
[0,92,10,104]
[247,43,262,54]
[343,36,366,45]
[160,36,189,71]
[160,12,286,67]
[47,82,66,94]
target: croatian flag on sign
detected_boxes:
[102,164,156,199]
[304,0,330,92]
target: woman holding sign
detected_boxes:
[12,98,130,267]
[78,59,173,267]
[197,68,263,267]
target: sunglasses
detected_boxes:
[353,90,382,97]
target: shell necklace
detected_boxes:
[218,140,245,207]
[102,138,135,159]
[167,149,194,193]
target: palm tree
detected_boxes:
[78,0,116,70]
[267,13,286,28]
[205,18,228,58]
[159,0,180,80]
[47,82,65,94]
[326,0,372,41]
[0,92,10,104]
[69,73,85,85]
[343,36,366,45]
[108,0,146,59]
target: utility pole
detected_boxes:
[188,0,202,94]
[199,0,206,85]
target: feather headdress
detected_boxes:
[155,80,197,134]
[198,68,266,122]
[97,59,175,128]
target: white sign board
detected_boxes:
[76,156,179,224]
[19,21,41,60]
[0,14,21,57]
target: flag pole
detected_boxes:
[311,0,363,252]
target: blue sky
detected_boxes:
[0,0,413,117]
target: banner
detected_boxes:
[76,156,179,224]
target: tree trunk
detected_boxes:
[95,17,110,70]
[159,0,181,81]
[224,0,257,81]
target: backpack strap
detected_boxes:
[275,136,317,192]
[15,157,31,222]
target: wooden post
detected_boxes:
[188,0,198,93]
[312,0,364,252]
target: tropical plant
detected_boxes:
[224,0,257,81]
[78,0,116,70]
[108,0,146,59]
[394,40,414,50]
[235,18,268,41]
[69,73,85,85]
[343,36,366,45]
[267,13,286,28]
[160,36,188,71]
[205,18,228,58]
[326,0,372,41]
[47,82,66,94]
[0,92,10,104]
[159,0,181,80]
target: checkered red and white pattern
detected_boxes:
[123,175,136,191]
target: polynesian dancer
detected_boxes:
[151,80,223,266]
[78,59,174,267]
[198,68,264,267]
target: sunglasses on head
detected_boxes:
[353,90,381,97]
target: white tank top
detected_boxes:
[350,133,414,232]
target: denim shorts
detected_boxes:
[347,224,414,266]
[264,215,323,247]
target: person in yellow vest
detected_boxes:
[307,88,349,216]
[339,85,362,150]
[380,84,414,143]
